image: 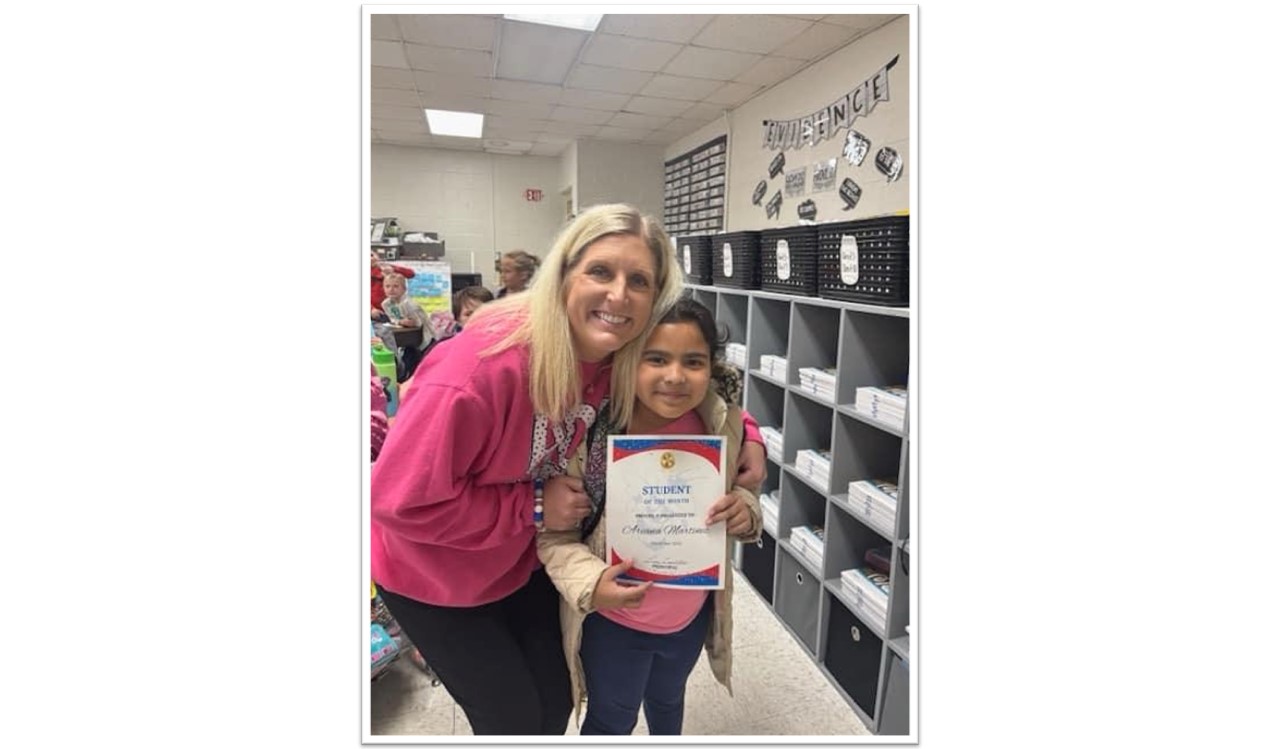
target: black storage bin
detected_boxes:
[711,231,761,289]
[673,235,713,285]
[739,532,776,605]
[760,225,819,296]
[824,595,885,719]
[817,216,909,306]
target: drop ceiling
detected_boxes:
[370,12,901,157]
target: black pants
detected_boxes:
[376,568,572,735]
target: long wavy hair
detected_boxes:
[467,203,683,425]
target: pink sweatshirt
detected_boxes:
[371,316,612,607]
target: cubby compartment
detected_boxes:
[886,540,910,641]
[830,412,903,539]
[775,548,822,654]
[789,303,841,394]
[877,652,909,735]
[778,471,828,577]
[747,375,786,466]
[716,291,749,349]
[689,287,718,319]
[836,311,910,407]
[783,393,834,492]
[748,297,790,386]
[739,531,777,605]
[822,590,885,722]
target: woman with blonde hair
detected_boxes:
[373,204,766,735]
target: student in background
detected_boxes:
[538,298,761,735]
[454,285,495,329]
[496,250,540,298]
[373,272,427,372]
[371,251,416,321]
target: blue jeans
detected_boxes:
[579,596,713,735]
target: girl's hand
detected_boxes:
[591,559,652,610]
[706,491,753,537]
[543,475,591,531]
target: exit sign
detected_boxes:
[525,189,543,202]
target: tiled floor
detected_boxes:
[371,578,870,737]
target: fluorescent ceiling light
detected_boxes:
[423,109,484,138]
[503,13,602,32]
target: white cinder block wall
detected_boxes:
[574,140,665,221]
[665,16,909,231]
[371,144,565,281]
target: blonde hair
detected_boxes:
[468,204,683,425]
[381,272,406,285]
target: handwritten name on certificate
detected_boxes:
[605,435,727,590]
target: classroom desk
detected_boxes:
[387,325,423,349]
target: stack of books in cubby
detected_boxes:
[725,342,747,370]
[840,566,890,632]
[847,478,899,539]
[760,426,784,463]
[759,354,788,381]
[789,524,825,569]
[795,448,832,488]
[854,385,907,431]
[760,491,780,536]
[798,366,837,402]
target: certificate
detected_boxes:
[605,435,727,590]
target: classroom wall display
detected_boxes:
[663,135,728,235]
[398,260,452,314]
[785,167,807,198]
[761,55,899,151]
[813,159,838,193]
[843,130,871,166]
[752,180,768,206]
[839,178,863,212]
[798,199,818,221]
[875,147,903,182]
[766,190,783,220]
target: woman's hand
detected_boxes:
[542,475,591,531]
[591,559,652,610]
[706,491,754,537]
[735,440,766,493]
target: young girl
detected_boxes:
[538,297,763,735]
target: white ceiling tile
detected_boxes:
[484,99,554,120]
[565,64,654,95]
[679,102,724,121]
[594,125,651,142]
[418,92,488,114]
[770,22,860,61]
[373,104,425,122]
[414,71,492,97]
[580,33,682,72]
[661,46,761,81]
[372,66,417,90]
[623,96,693,117]
[639,74,722,101]
[540,120,603,137]
[535,133,573,146]
[608,112,671,130]
[783,14,826,21]
[374,117,428,134]
[430,135,484,151]
[372,88,422,107]
[496,19,590,85]
[690,15,813,54]
[372,40,410,69]
[485,117,550,138]
[820,13,902,30]
[549,106,614,125]
[702,81,763,106]
[661,118,711,135]
[597,14,715,44]
[558,87,631,111]
[370,15,401,41]
[737,55,809,87]
[397,14,497,50]
[404,43,493,76]
[489,79,562,103]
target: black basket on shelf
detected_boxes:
[673,235,713,285]
[816,216,909,306]
[760,225,819,296]
[711,231,761,289]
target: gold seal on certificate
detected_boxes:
[605,435,727,590]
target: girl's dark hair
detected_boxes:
[658,296,728,363]
[452,285,494,318]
